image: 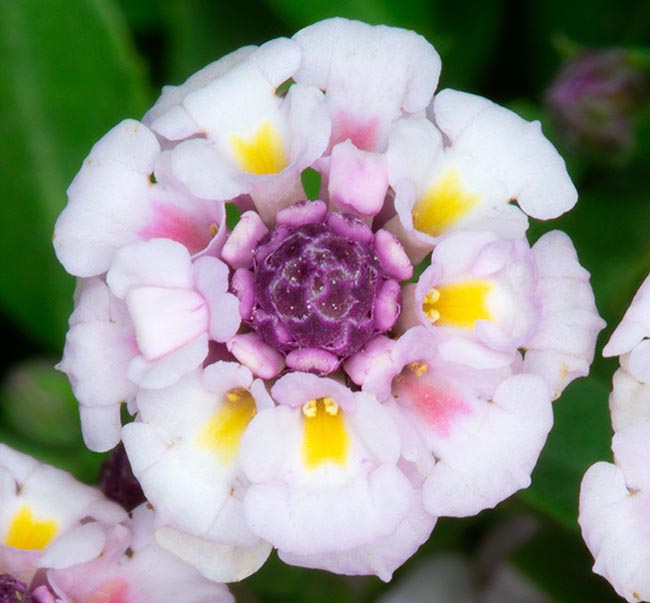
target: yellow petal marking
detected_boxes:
[423,280,493,329]
[4,505,59,550]
[412,168,481,237]
[302,397,350,470]
[194,388,257,464]
[230,120,288,175]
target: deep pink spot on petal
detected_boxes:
[139,202,212,254]
[332,111,379,152]
[393,367,472,437]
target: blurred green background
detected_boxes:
[1,0,649,601]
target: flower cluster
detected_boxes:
[0,445,231,603]
[54,18,605,581]
[580,275,650,602]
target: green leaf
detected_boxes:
[0,0,149,349]
[162,0,287,85]
[518,378,613,530]
[1,359,81,447]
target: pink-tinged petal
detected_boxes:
[38,522,107,569]
[48,506,234,603]
[276,199,328,227]
[270,371,356,411]
[231,268,255,320]
[629,340,650,384]
[53,120,158,274]
[78,404,123,452]
[137,200,216,256]
[144,46,257,140]
[610,368,650,432]
[343,335,395,388]
[294,18,441,151]
[171,139,244,201]
[221,210,269,269]
[330,111,381,152]
[423,373,553,517]
[181,38,300,139]
[523,231,605,399]
[604,275,650,360]
[244,464,414,556]
[54,121,219,278]
[432,89,577,220]
[285,347,341,375]
[193,256,241,342]
[127,333,208,389]
[57,279,137,452]
[227,333,285,379]
[373,229,413,281]
[107,239,194,299]
[328,141,388,216]
[326,211,374,244]
[580,452,650,603]
[612,422,650,492]
[278,500,436,581]
[392,368,473,440]
[375,279,401,331]
[126,287,208,360]
[154,526,272,583]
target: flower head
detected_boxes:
[54,17,604,581]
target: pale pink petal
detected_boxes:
[294,18,441,151]
[580,450,650,603]
[604,276,650,361]
[154,526,271,583]
[432,89,577,220]
[523,231,605,399]
[144,46,257,140]
[423,373,553,517]
[610,368,650,432]
[328,141,388,216]
[278,500,436,581]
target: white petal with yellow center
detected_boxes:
[4,505,58,550]
[230,120,288,175]
[411,168,481,238]
[301,397,350,470]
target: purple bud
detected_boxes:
[98,443,146,512]
[546,49,648,158]
[0,575,34,603]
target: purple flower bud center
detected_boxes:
[0,575,34,603]
[249,218,390,358]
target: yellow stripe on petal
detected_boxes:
[194,388,257,464]
[4,506,58,550]
[302,397,350,470]
[230,120,288,175]
[412,168,481,237]
[423,280,493,329]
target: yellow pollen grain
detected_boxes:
[194,387,257,464]
[406,362,428,377]
[302,397,350,470]
[4,506,59,550]
[209,223,219,237]
[423,280,493,329]
[230,120,288,175]
[412,168,481,237]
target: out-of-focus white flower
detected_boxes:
[580,275,650,602]
[0,446,231,603]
